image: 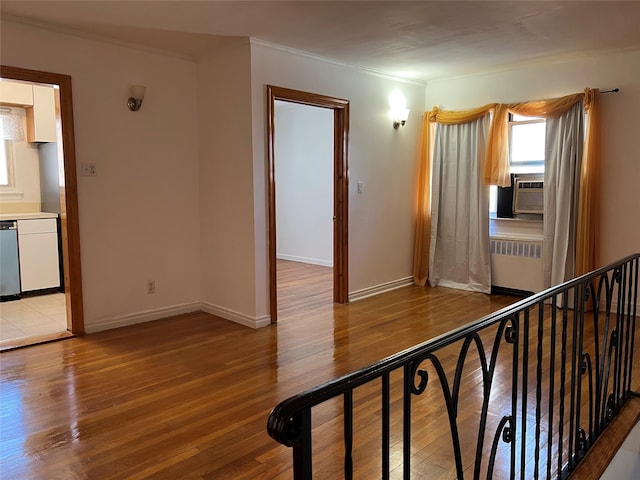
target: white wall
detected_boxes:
[6,20,634,334]
[250,41,426,315]
[275,101,333,267]
[197,40,265,326]
[425,48,640,269]
[2,20,426,331]
[4,20,635,334]
[1,20,202,332]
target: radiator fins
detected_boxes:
[490,239,542,259]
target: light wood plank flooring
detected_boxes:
[276,259,333,317]
[0,262,636,479]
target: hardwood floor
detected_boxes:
[0,262,636,479]
[276,259,333,317]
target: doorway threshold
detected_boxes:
[0,331,74,352]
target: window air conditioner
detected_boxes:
[513,175,544,215]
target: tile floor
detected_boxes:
[0,293,67,342]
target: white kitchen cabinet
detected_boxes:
[0,81,57,143]
[17,218,60,292]
[0,80,34,106]
[27,85,57,143]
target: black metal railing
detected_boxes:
[267,254,639,479]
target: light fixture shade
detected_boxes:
[388,90,409,129]
[391,108,410,129]
[130,85,146,100]
[395,108,410,122]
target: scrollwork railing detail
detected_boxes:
[267,254,639,480]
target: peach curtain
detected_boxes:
[413,89,602,286]
[428,104,496,124]
[576,88,601,275]
[483,93,585,187]
[412,113,433,286]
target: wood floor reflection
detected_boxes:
[1,262,634,479]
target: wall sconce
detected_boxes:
[391,108,410,129]
[127,85,146,111]
[388,90,410,129]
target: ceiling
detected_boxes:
[3,1,640,81]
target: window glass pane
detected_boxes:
[0,140,8,186]
[512,113,544,122]
[489,185,497,213]
[511,122,545,163]
[510,163,544,175]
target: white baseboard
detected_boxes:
[201,302,271,329]
[73,293,640,335]
[349,276,414,302]
[276,253,333,268]
[85,300,272,333]
[84,302,202,333]
[609,300,640,316]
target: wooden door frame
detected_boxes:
[1,65,85,334]
[267,85,349,323]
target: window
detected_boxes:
[0,139,14,187]
[1,108,27,199]
[490,114,546,213]
[509,114,545,174]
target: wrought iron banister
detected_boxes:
[267,253,639,479]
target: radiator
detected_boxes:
[490,237,544,293]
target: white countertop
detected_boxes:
[0,212,59,221]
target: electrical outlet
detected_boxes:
[81,163,97,176]
[147,279,156,294]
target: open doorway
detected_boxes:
[267,86,349,323]
[0,66,84,349]
[274,101,333,319]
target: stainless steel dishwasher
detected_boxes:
[0,220,21,299]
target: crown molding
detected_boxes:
[249,37,427,86]
[1,14,198,62]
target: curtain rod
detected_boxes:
[601,88,619,94]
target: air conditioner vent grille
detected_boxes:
[518,181,544,189]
